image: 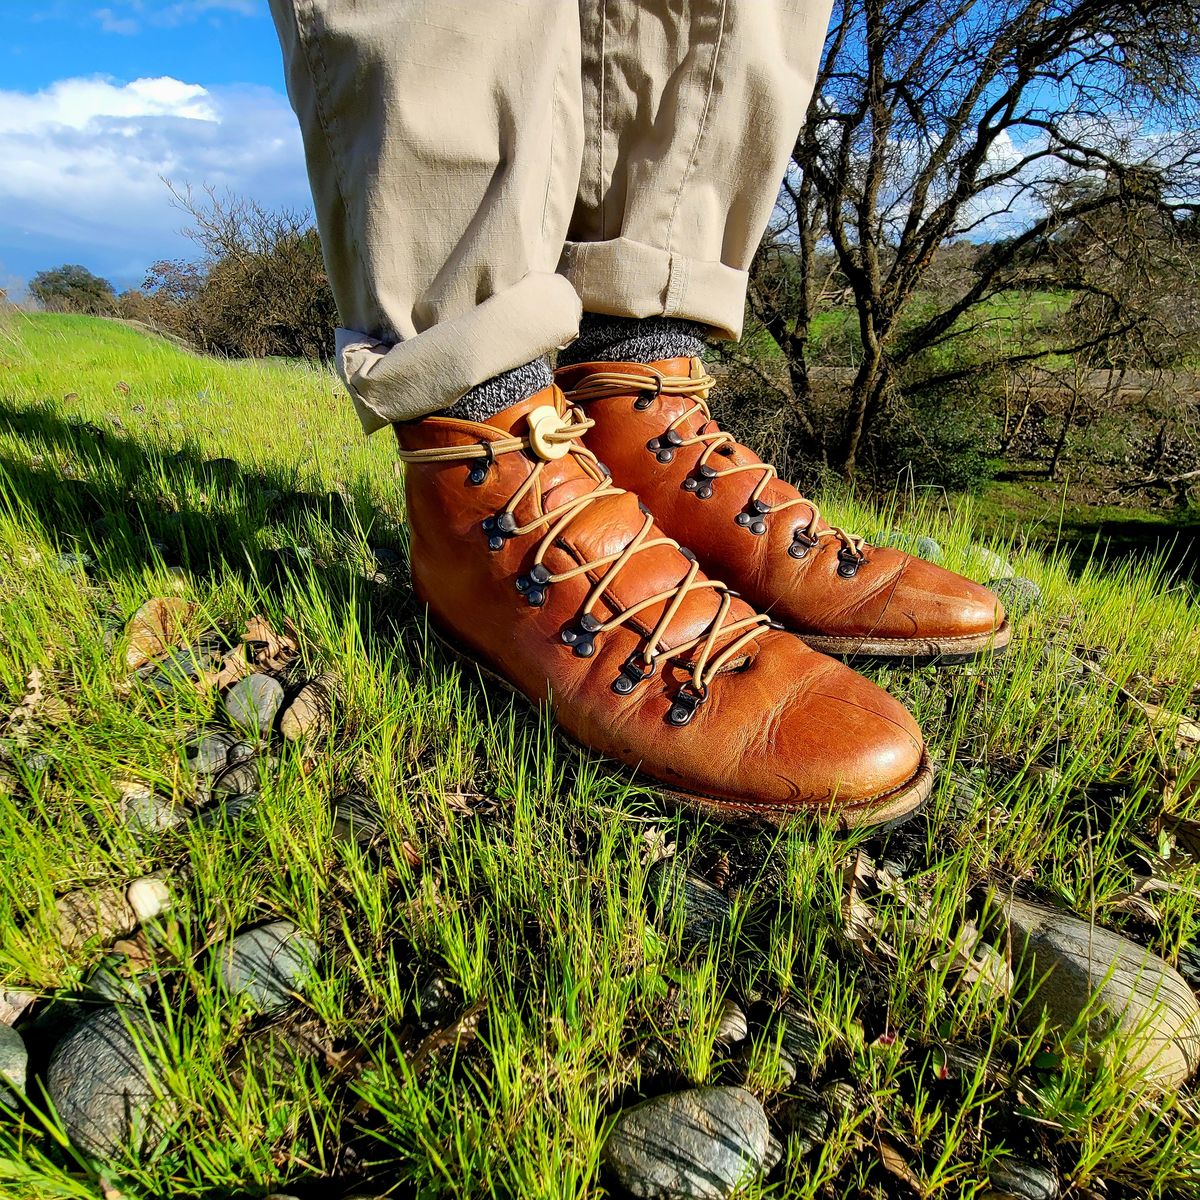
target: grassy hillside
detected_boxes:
[1,312,1200,1198]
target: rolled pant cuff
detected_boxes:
[559,237,748,342]
[335,271,582,433]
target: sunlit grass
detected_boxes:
[0,312,1198,1197]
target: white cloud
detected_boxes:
[0,75,309,287]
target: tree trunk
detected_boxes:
[839,351,888,476]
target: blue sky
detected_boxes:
[0,0,309,296]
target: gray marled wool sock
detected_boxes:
[556,315,708,366]
[442,358,553,423]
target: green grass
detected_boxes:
[2,312,1200,1197]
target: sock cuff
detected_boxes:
[556,315,708,367]
[441,358,553,423]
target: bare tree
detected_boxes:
[751,0,1200,476]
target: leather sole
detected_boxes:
[425,617,932,833]
[799,619,1013,667]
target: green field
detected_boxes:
[2,313,1200,1198]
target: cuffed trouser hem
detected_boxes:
[335,272,582,434]
[559,237,749,342]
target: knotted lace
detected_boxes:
[563,364,865,556]
[395,404,771,707]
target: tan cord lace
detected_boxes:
[395,405,771,717]
[563,364,865,557]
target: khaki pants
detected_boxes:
[269,0,833,433]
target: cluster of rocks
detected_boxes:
[0,600,335,1160]
[600,856,1200,1198]
[2,912,320,1159]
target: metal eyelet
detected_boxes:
[561,612,602,657]
[788,530,819,559]
[466,441,495,486]
[646,436,675,465]
[735,501,769,535]
[515,562,551,606]
[612,652,656,695]
[634,375,664,410]
[481,513,516,551]
[667,682,707,727]
[837,547,865,577]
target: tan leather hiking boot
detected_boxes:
[557,358,1011,664]
[394,383,932,828]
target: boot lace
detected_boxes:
[395,404,772,723]
[563,364,865,562]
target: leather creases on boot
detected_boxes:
[394,383,932,828]
[557,358,1011,664]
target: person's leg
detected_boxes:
[557,0,1009,663]
[268,0,584,430]
[266,0,931,825]
[557,0,833,360]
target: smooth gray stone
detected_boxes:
[223,674,284,737]
[212,759,259,797]
[138,646,211,694]
[987,1159,1059,1200]
[872,530,944,563]
[604,1086,772,1199]
[184,730,235,775]
[988,576,1041,621]
[1002,895,1200,1087]
[121,787,185,833]
[194,792,259,828]
[0,1024,27,1102]
[649,862,732,950]
[713,999,747,1047]
[226,740,256,764]
[777,1086,829,1157]
[775,1005,824,1076]
[966,545,1014,580]
[416,974,456,1028]
[330,790,381,849]
[85,955,149,1005]
[45,1008,161,1157]
[218,921,317,1014]
[53,552,92,574]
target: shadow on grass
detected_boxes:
[1052,515,1200,584]
[0,396,413,609]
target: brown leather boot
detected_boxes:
[557,358,1011,664]
[394,383,932,828]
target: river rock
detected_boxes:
[873,531,944,563]
[279,673,339,742]
[649,861,732,950]
[777,1086,829,1156]
[331,790,382,848]
[212,758,260,797]
[603,1086,772,1199]
[224,674,284,737]
[194,791,259,828]
[714,999,748,1047]
[988,576,1041,621]
[965,545,1015,580]
[184,730,235,775]
[985,1158,1060,1200]
[85,954,150,1005]
[45,1008,161,1156]
[0,1024,27,1103]
[1001,895,1200,1087]
[119,784,184,833]
[217,920,318,1014]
